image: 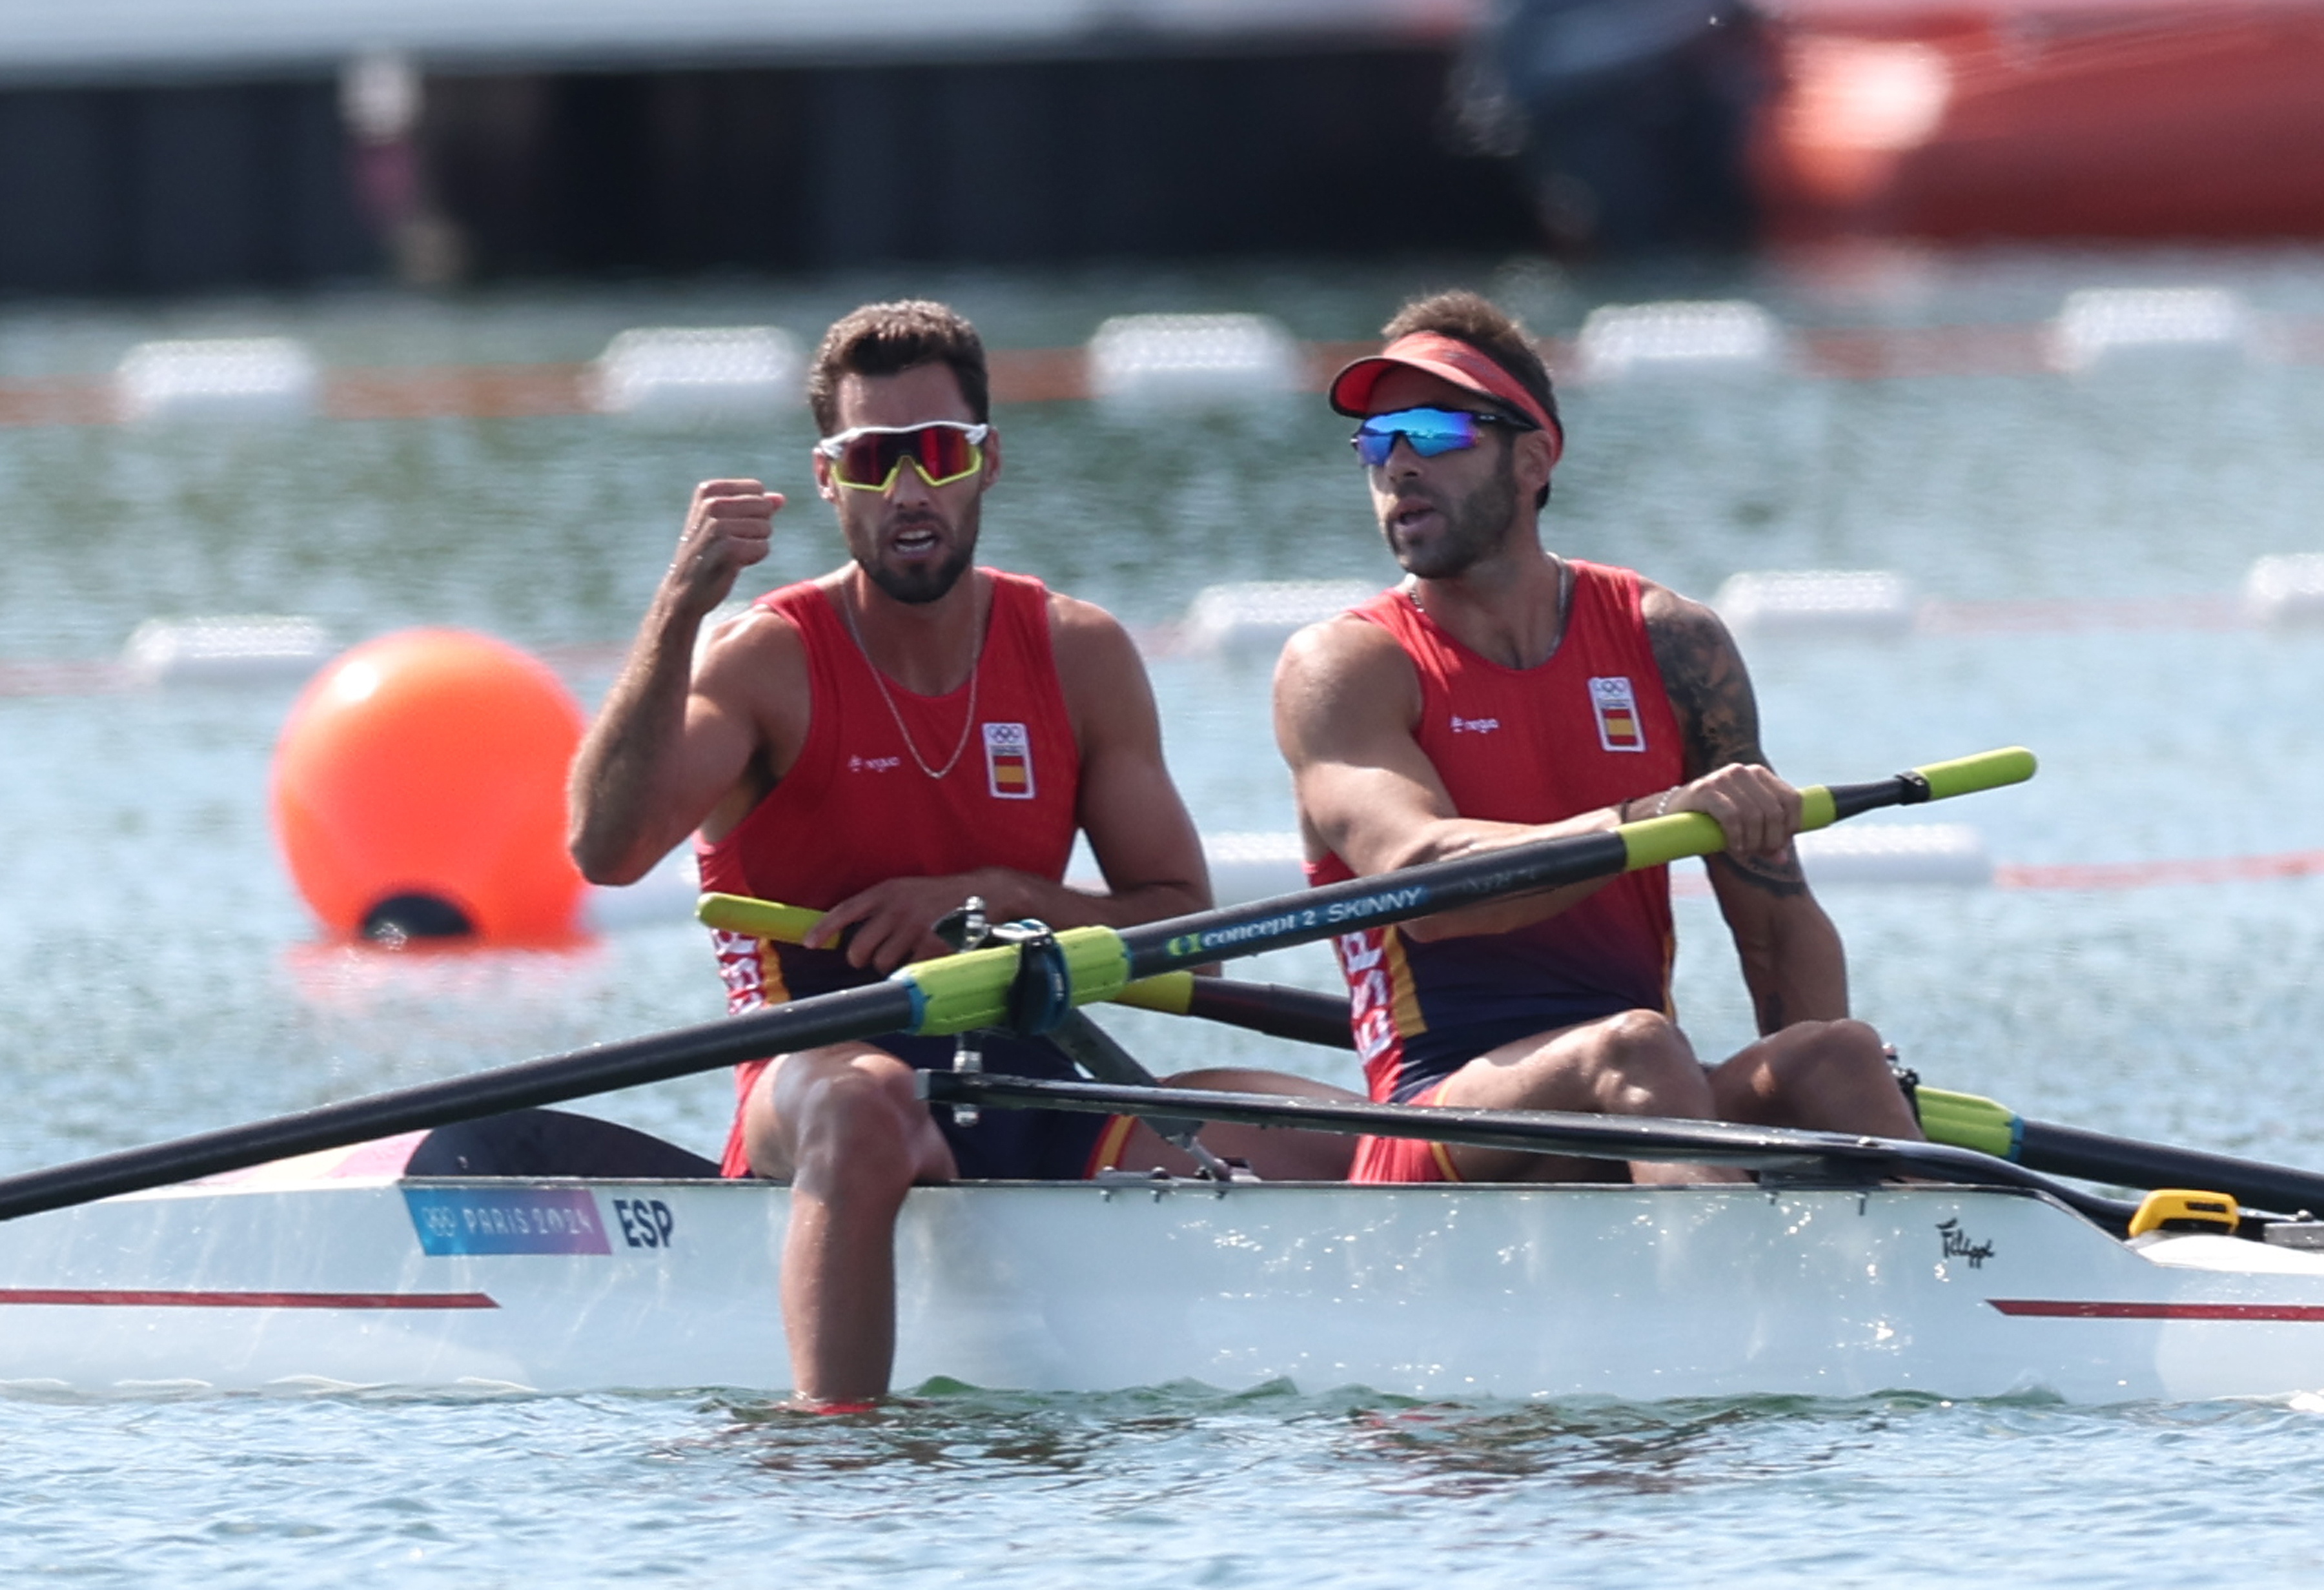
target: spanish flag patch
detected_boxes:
[1589,676,1647,753]
[984,720,1036,799]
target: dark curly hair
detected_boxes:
[806,301,990,434]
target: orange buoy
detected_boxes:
[270,629,587,945]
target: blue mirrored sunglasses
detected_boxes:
[1350,406,1529,467]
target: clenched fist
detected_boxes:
[666,478,784,618]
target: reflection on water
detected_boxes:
[1344,1398,1799,1498]
[5,1379,2324,1584]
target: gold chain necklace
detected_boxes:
[837,587,982,780]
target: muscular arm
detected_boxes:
[1644,584,1849,1032]
[567,480,785,885]
[1273,617,1620,941]
[803,595,1211,971]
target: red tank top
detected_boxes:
[1306,562,1686,1101]
[697,569,1082,1013]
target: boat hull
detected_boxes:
[3,1176,2322,1402]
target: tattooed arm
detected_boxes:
[1644,584,1850,1034]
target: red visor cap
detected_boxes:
[1328,332,1564,465]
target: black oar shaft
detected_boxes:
[1114,769,1966,980]
[917,1071,2139,1226]
[1825,772,1931,823]
[1181,980,1354,1050]
[2017,1121,2324,1218]
[1119,833,1632,979]
[0,983,918,1224]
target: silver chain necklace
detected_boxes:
[837,587,982,780]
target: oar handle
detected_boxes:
[698,895,826,944]
[696,895,1358,1049]
[1617,746,2038,871]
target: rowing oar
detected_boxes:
[915,1072,2145,1228]
[1914,1086,2324,1218]
[737,889,2324,1215]
[0,747,2031,1224]
[697,893,1356,1050]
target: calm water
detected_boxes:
[5,247,2324,1584]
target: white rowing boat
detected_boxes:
[3,1114,2323,1403]
[27,748,2297,1405]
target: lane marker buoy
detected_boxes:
[115,338,320,423]
[1086,314,1301,404]
[589,326,800,423]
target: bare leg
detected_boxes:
[1108,1068,1363,1181]
[739,1043,957,1407]
[1432,1009,1751,1185]
[1708,1018,1922,1140]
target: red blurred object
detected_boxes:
[1753,1,2324,240]
[271,629,587,945]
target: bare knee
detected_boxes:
[1585,1010,1704,1114]
[1720,1019,1915,1134]
[1762,1019,1888,1094]
[757,1053,930,1194]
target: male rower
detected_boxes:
[569,300,1349,1408]
[1272,290,1921,1183]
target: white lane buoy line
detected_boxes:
[2046,287,2252,373]
[1085,314,1303,404]
[1797,822,1990,885]
[603,824,2324,932]
[1198,831,1312,906]
[3,285,2323,434]
[114,338,321,423]
[1713,571,1916,640]
[6,555,2322,705]
[2243,555,2324,626]
[589,326,801,422]
[1157,580,1376,660]
[1081,824,1993,915]
[1573,301,1784,382]
[1712,558,2324,639]
[122,616,334,686]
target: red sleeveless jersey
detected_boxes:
[1306,562,1686,1103]
[697,571,1085,1176]
[697,569,1081,1009]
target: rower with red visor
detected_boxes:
[1271,289,1925,1185]
[567,300,1351,1410]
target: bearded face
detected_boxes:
[1380,435,1522,580]
[848,490,980,606]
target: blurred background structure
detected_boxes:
[0,0,1535,294]
[5,0,2324,294]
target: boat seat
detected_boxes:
[405,1107,721,1180]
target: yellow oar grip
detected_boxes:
[697,893,1160,1028]
[1620,745,2039,868]
[892,926,1133,1035]
[1108,970,1198,1015]
[698,893,824,943]
[1620,812,1726,871]
[1916,1086,2023,1161]
[1917,746,2038,801]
